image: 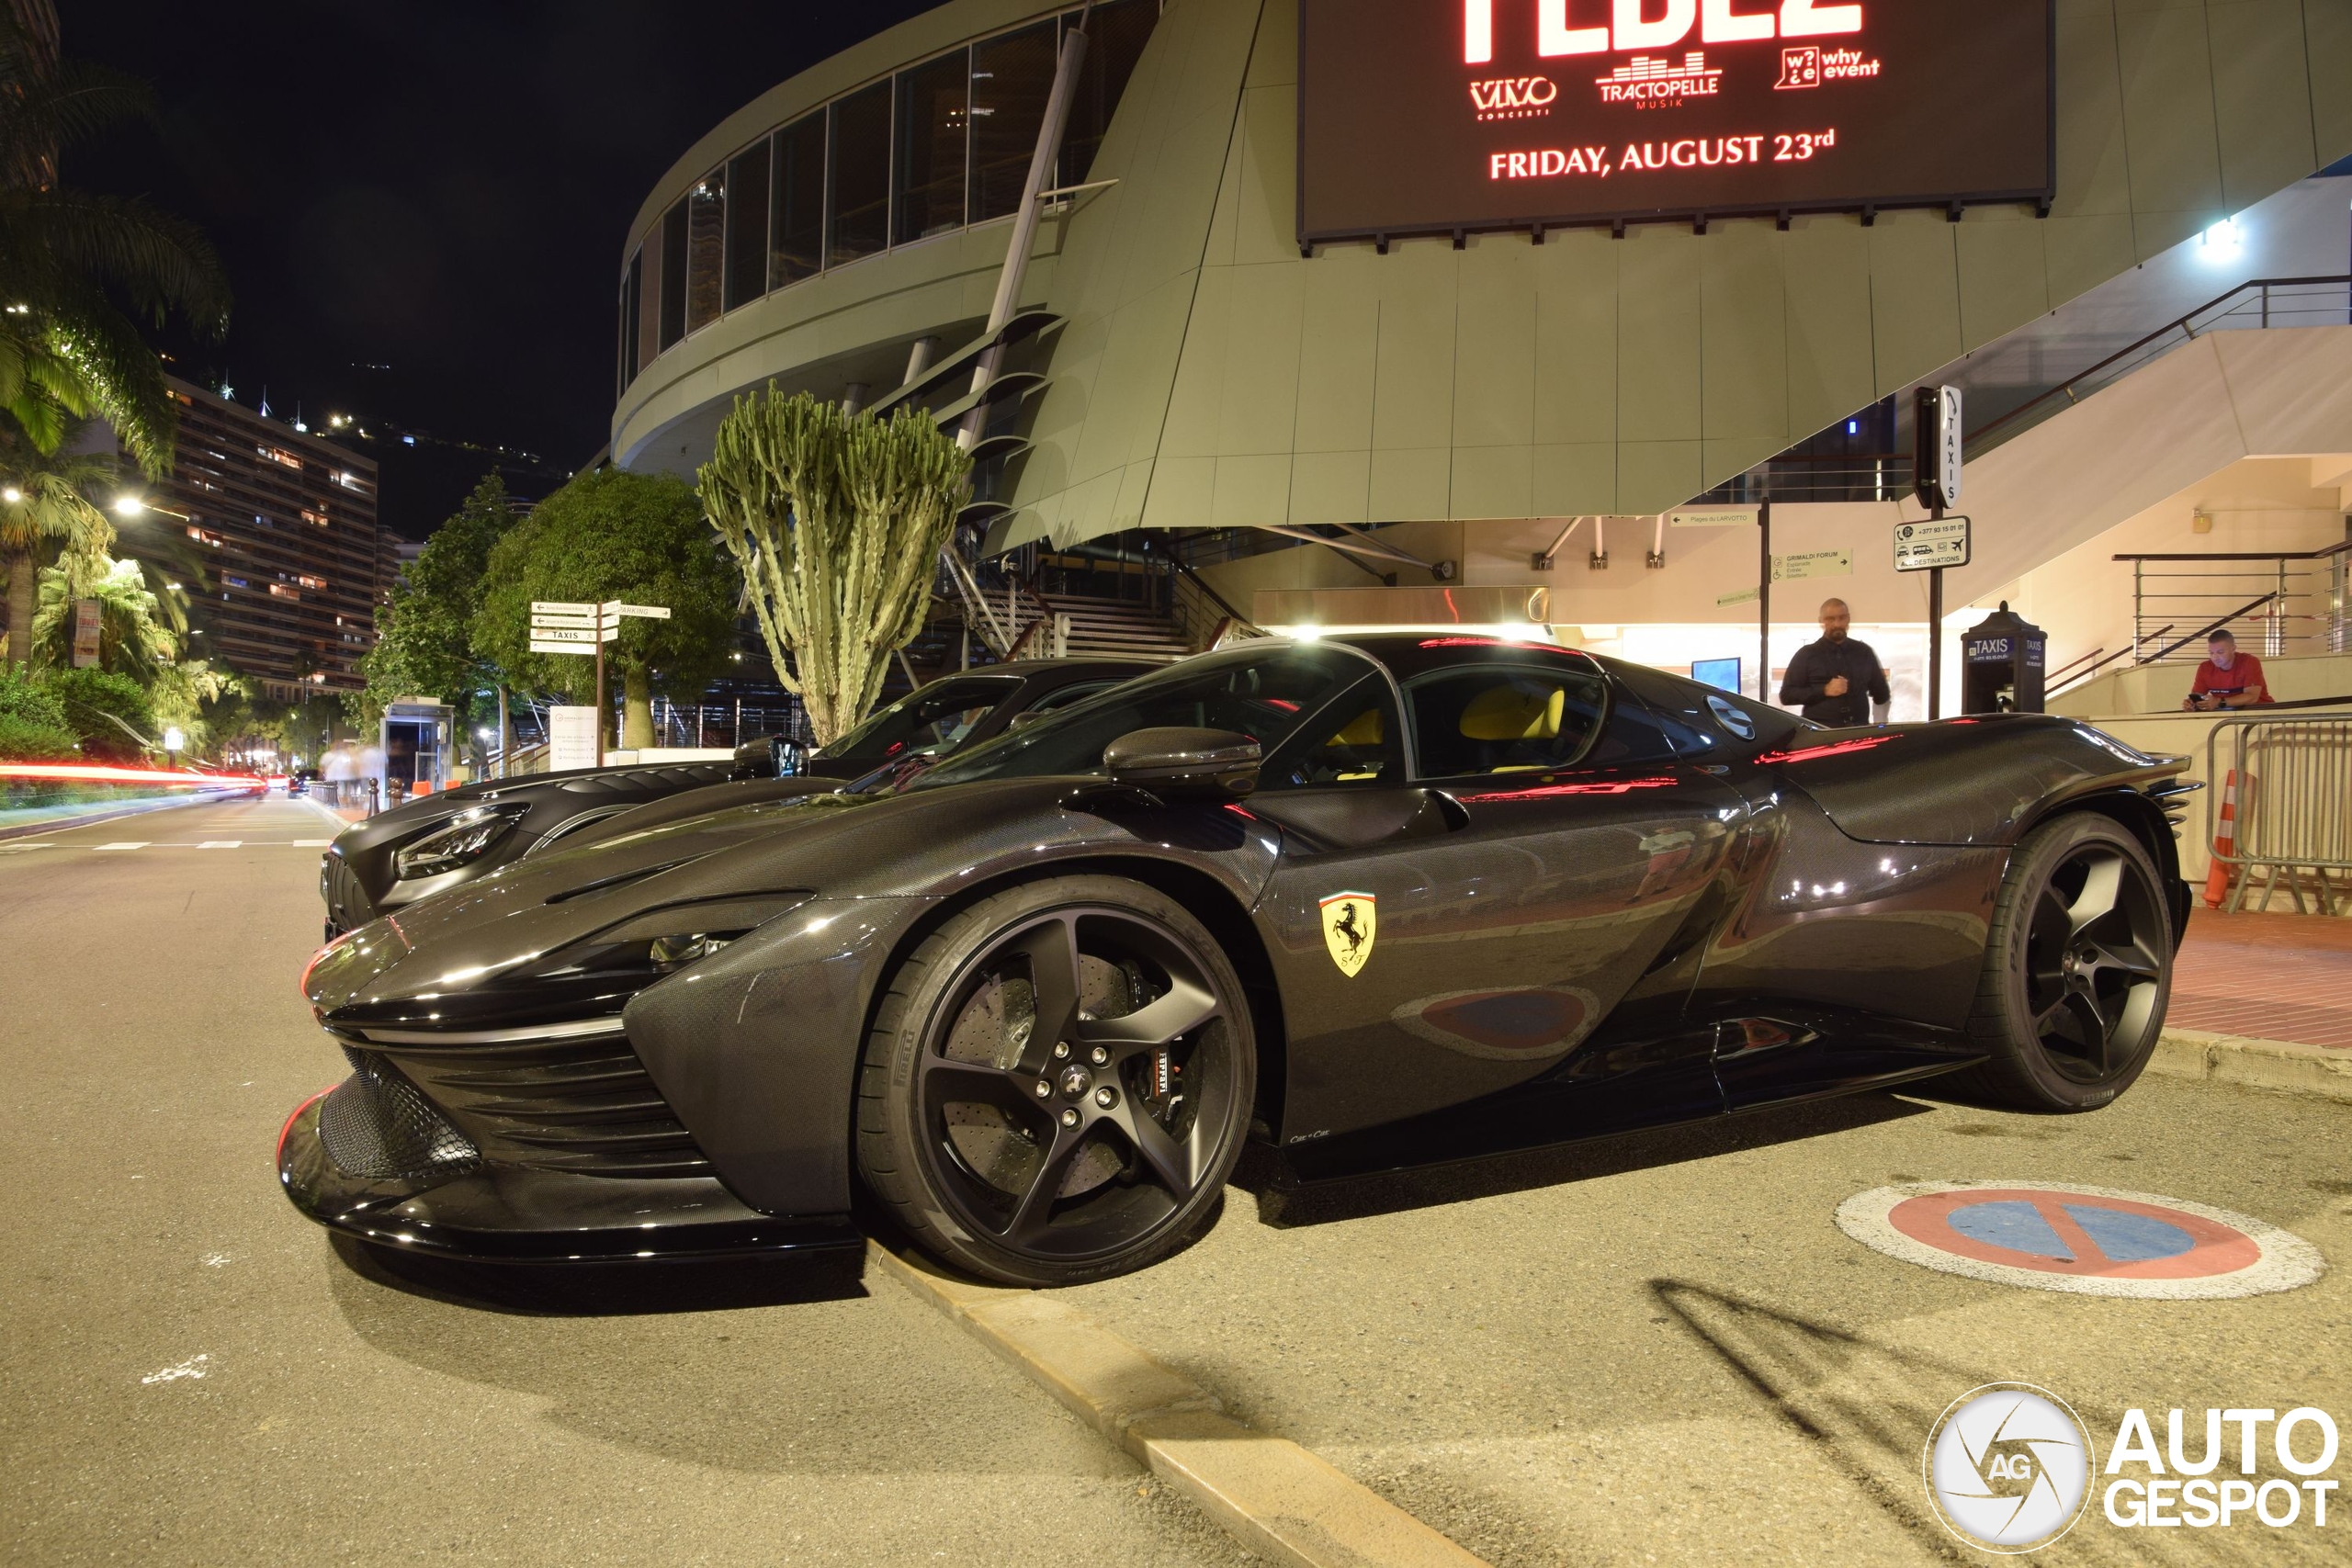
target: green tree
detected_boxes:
[144,656,232,754]
[30,553,176,678]
[0,423,115,667]
[356,473,517,725]
[697,389,969,745]
[0,4,231,476]
[0,659,72,757]
[474,468,739,750]
[45,663,151,760]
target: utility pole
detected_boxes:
[1758,498,1772,705]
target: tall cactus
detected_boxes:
[698,387,971,745]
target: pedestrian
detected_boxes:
[1780,597,1891,727]
[2183,629,2272,711]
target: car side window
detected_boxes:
[1025,680,1120,715]
[1259,675,1403,790]
[1407,666,1608,779]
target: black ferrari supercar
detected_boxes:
[318,659,1148,936]
[282,635,2197,1286]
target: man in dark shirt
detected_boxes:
[1780,598,1891,727]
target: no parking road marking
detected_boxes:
[1838,1181,2323,1299]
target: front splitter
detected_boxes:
[276,1099,860,1264]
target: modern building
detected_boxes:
[612,0,2352,713]
[161,377,384,701]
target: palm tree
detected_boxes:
[31,552,175,679]
[0,1,231,477]
[0,424,112,665]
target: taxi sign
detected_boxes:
[1895,516,1972,572]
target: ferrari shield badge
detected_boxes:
[1318,891,1377,977]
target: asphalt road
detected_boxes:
[0,796,1250,1568]
[3,794,2346,1567]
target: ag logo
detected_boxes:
[1924,1383,2092,1553]
[1318,891,1376,977]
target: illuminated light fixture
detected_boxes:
[1,486,18,502]
[113,496,143,517]
[2198,217,2242,259]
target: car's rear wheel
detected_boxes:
[854,875,1254,1286]
[1955,813,2173,1111]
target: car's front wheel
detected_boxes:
[855,875,1255,1286]
[1957,812,2174,1111]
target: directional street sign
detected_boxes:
[1771,548,1852,582]
[605,602,672,620]
[1894,516,1973,572]
[529,641,598,657]
[531,601,597,615]
[529,626,616,645]
[530,611,600,627]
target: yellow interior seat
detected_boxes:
[1327,709,1385,747]
[1460,685,1563,741]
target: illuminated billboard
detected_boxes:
[1298,1,2054,247]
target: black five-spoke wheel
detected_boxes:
[1962,812,2175,1110]
[856,875,1253,1285]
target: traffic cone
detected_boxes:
[2202,768,2241,908]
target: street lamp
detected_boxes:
[1,486,19,503]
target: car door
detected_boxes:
[1253,652,1747,1172]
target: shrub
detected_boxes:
[46,667,155,761]
[0,667,76,760]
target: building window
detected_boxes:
[829,79,892,266]
[894,48,969,244]
[971,20,1057,222]
[620,248,642,390]
[724,141,770,312]
[258,446,302,469]
[1063,0,1159,188]
[772,113,825,287]
[685,172,726,333]
[659,198,689,349]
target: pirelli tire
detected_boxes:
[1955,812,2174,1112]
[854,875,1255,1287]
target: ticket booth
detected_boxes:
[1962,604,2047,715]
[382,698,455,803]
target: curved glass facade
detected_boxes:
[619,0,1159,397]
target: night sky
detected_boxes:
[68,2,937,537]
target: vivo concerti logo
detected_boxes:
[1464,0,1864,64]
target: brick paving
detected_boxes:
[2167,910,2352,1049]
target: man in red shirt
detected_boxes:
[2183,630,2272,710]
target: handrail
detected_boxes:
[2046,646,2104,683]
[2114,543,2351,563]
[1167,554,1258,634]
[2145,592,2282,664]
[1969,275,2352,452]
[2050,630,2165,697]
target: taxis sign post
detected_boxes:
[524,600,671,766]
[1894,516,1971,573]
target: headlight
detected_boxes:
[531,895,812,983]
[394,805,527,880]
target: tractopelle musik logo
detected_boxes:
[1924,1384,2093,1553]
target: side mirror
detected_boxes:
[1008,710,1051,731]
[1102,728,1261,801]
[732,734,783,780]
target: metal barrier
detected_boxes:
[2206,713,2352,914]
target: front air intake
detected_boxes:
[317,1047,485,1181]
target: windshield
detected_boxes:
[908,644,1371,791]
[815,676,1021,764]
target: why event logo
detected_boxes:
[1464,0,1867,65]
[1926,1386,2342,1551]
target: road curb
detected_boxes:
[867,1240,1491,1568]
[2150,1028,2352,1104]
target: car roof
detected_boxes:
[1324,632,1604,682]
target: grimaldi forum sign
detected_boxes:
[1298,1,2055,246]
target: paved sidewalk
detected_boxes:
[2171,910,2352,1049]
